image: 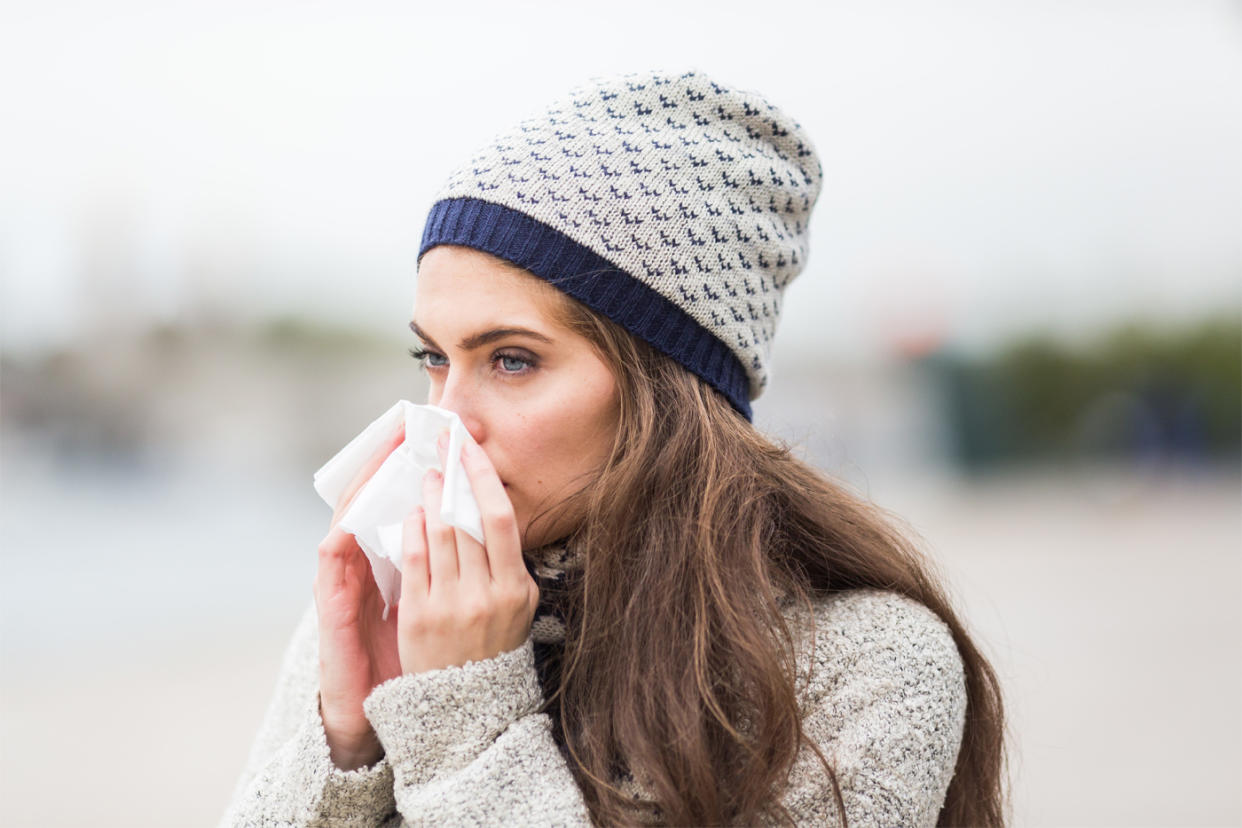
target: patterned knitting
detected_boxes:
[419,70,823,418]
[525,541,580,646]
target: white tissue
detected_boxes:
[313,401,483,613]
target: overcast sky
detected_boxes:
[2,0,1239,359]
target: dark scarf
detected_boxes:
[527,540,580,646]
[524,541,581,719]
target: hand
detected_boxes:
[397,435,539,674]
[313,421,404,770]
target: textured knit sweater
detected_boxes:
[222,589,966,827]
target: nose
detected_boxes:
[432,370,486,446]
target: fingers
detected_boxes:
[317,526,356,595]
[430,430,488,585]
[332,420,406,525]
[458,440,525,585]
[400,507,429,601]
[435,428,449,470]
[396,443,536,674]
[319,421,404,614]
[356,421,406,494]
[421,469,458,585]
[317,526,388,607]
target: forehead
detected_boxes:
[414,245,569,327]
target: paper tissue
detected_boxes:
[313,401,483,614]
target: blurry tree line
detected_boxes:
[920,316,1241,470]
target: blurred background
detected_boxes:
[1,1,1239,824]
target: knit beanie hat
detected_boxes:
[419,70,823,419]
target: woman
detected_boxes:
[225,70,1006,826]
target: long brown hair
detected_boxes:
[530,285,1007,826]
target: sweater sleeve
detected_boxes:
[224,592,966,826]
[362,638,592,827]
[221,604,398,827]
[779,590,969,828]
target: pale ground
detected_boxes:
[1,467,1239,827]
[881,467,1242,826]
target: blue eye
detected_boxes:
[408,347,447,369]
[499,354,530,372]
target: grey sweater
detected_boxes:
[223,589,966,826]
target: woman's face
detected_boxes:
[411,245,620,549]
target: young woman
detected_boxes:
[225,70,1006,827]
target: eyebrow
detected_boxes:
[409,321,554,351]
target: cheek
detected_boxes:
[502,379,616,485]
[499,411,567,483]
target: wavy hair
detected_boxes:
[525,285,1007,826]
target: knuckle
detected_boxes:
[487,509,517,534]
[400,609,428,636]
[463,596,492,624]
[402,546,424,568]
[427,603,455,631]
[317,534,344,561]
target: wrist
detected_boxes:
[319,698,384,771]
[329,733,384,771]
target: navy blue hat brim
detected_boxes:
[419,197,752,420]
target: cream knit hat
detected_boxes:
[419,70,822,419]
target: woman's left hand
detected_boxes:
[397,436,540,674]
